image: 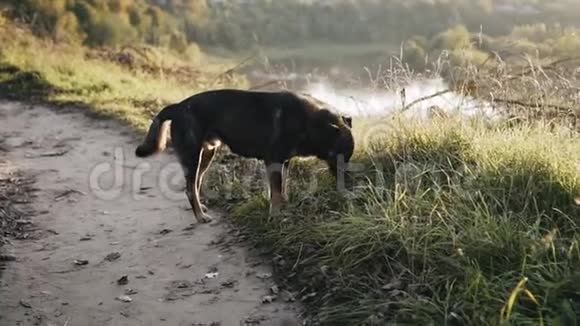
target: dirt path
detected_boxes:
[0,102,300,326]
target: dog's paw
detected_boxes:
[197,213,213,224]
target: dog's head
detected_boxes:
[308,109,355,176]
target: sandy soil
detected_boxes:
[0,102,300,326]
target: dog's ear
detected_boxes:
[342,116,352,128]
[311,110,341,139]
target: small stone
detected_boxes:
[221,280,237,288]
[124,288,138,295]
[19,299,32,308]
[256,272,272,280]
[175,281,191,289]
[117,275,129,286]
[260,295,277,304]
[115,295,132,303]
[104,252,121,262]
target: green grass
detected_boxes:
[0,19,247,131]
[218,116,580,325]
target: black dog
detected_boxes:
[135,89,354,223]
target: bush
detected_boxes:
[448,48,489,67]
[86,14,137,47]
[169,31,188,53]
[54,12,82,43]
[431,25,473,51]
[553,33,580,57]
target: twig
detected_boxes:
[54,188,86,201]
[248,79,282,90]
[211,52,257,86]
[490,98,574,112]
[34,149,70,158]
[50,269,74,274]
[508,57,580,80]
[400,89,452,112]
[292,243,304,271]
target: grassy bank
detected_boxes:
[207,61,580,324]
[0,17,246,131]
[2,16,580,326]
[223,116,580,325]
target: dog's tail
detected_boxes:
[135,104,179,158]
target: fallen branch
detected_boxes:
[33,149,70,158]
[211,52,257,86]
[508,57,580,80]
[400,89,451,112]
[490,98,575,113]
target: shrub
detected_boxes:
[86,14,137,47]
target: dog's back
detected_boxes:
[180,89,315,160]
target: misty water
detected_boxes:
[304,78,496,119]
[248,70,496,119]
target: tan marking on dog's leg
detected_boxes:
[281,160,290,201]
[185,152,212,224]
[196,146,218,213]
[197,145,218,193]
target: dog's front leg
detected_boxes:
[266,162,284,215]
[185,172,213,224]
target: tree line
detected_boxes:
[3,0,580,63]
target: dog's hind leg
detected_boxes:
[196,144,219,213]
[266,162,285,216]
[197,141,220,193]
[172,120,212,224]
